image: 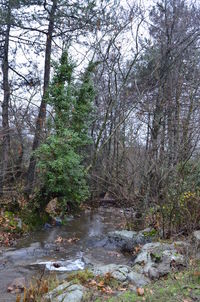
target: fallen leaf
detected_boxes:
[118,287,126,291]
[67,237,79,243]
[97,281,105,288]
[137,287,144,296]
[88,280,97,287]
[7,286,13,292]
[104,286,113,294]
[193,271,200,277]
[55,236,63,244]
[134,245,141,253]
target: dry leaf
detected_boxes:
[118,287,126,291]
[97,281,105,288]
[104,286,113,294]
[134,245,141,253]
[67,237,79,243]
[137,287,144,296]
[55,236,63,244]
[7,286,13,292]
[88,280,97,286]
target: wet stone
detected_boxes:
[45,282,85,302]
[107,230,150,252]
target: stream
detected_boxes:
[0,207,132,301]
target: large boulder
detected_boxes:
[107,230,150,252]
[133,242,187,279]
[45,281,85,302]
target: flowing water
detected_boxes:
[0,207,132,301]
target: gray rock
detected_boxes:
[127,271,150,287]
[107,230,150,252]
[91,264,131,282]
[193,230,200,249]
[45,282,71,300]
[147,267,160,279]
[134,242,186,280]
[54,285,84,302]
[45,282,85,302]
[7,277,26,293]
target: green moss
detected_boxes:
[143,229,158,237]
[150,252,162,263]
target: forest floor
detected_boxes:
[0,211,24,247]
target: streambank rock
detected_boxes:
[45,281,85,302]
[127,271,150,287]
[92,264,130,282]
[193,230,200,249]
[91,263,150,286]
[107,229,151,252]
[134,242,187,279]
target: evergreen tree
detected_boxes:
[36,51,96,209]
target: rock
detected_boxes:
[91,264,131,282]
[128,284,137,291]
[107,230,150,252]
[134,242,186,280]
[193,230,200,249]
[127,271,150,287]
[7,277,25,293]
[45,282,85,302]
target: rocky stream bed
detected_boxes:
[0,206,200,302]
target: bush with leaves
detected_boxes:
[36,51,96,209]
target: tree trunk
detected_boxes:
[0,2,11,195]
[25,0,57,194]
